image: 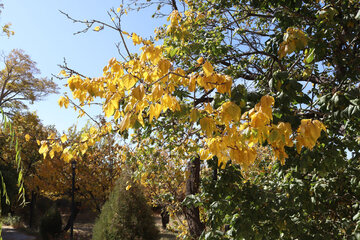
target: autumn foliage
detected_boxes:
[1,0,358,239]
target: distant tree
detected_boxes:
[0,49,58,115]
[32,125,122,212]
[92,172,159,240]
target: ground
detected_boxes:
[1,226,36,240]
[1,213,177,240]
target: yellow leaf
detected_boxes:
[39,143,48,155]
[190,109,200,122]
[25,134,31,142]
[188,75,196,92]
[158,59,171,75]
[220,102,241,124]
[49,149,55,159]
[197,57,204,65]
[148,104,162,123]
[90,126,98,135]
[138,112,144,126]
[47,132,56,140]
[167,10,181,29]
[94,26,101,31]
[61,134,67,143]
[202,61,214,77]
[278,28,309,59]
[117,7,121,13]
[250,112,269,129]
[200,117,216,136]
[80,143,88,155]
[204,103,213,114]
[215,75,232,94]
[260,95,275,109]
[296,119,326,152]
[161,94,180,112]
[132,84,145,100]
[104,103,115,117]
[123,74,137,90]
[199,148,213,160]
[62,152,73,162]
[58,96,69,108]
[119,113,131,132]
[59,70,68,77]
[258,95,275,120]
[151,84,163,101]
[132,33,142,45]
[126,184,132,191]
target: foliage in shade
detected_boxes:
[0,108,26,212]
[39,207,62,240]
[92,173,159,240]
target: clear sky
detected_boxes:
[0,0,166,133]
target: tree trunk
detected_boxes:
[29,191,36,228]
[184,157,205,238]
[63,202,80,232]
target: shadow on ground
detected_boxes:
[1,226,36,240]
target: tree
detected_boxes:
[0,2,14,38]
[154,0,360,238]
[130,140,188,231]
[0,112,50,215]
[38,1,351,238]
[0,49,58,115]
[0,4,26,229]
[92,173,159,240]
[32,124,122,212]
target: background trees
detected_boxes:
[32,125,122,212]
[0,49,58,115]
[30,0,360,238]
[0,112,50,214]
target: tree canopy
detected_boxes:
[33,0,360,238]
[0,49,58,115]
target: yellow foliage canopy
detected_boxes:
[44,10,326,171]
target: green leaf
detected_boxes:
[169,47,178,58]
[305,48,315,64]
[355,10,360,20]
[353,211,360,221]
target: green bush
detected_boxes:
[92,173,159,240]
[1,214,21,227]
[39,207,62,240]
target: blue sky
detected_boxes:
[0,0,166,133]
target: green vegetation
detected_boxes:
[39,207,62,240]
[92,173,159,240]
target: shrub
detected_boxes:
[92,173,159,240]
[1,214,22,228]
[39,207,62,240]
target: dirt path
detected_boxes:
[1,226,36,240]
[1,213,177,240]
[153,215,177,240]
